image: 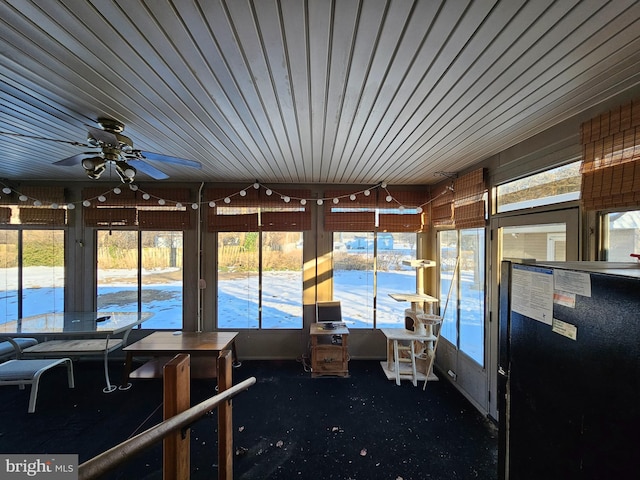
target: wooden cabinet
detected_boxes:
[310,323,349,377]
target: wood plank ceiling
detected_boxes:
[1,0,640,185]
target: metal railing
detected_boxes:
[78,351,255,480]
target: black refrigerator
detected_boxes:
[498,261,640,480]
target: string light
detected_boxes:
[0,180,447,213]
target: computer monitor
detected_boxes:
[316,301,342,327]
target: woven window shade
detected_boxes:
[208,213,259,232]
[18,208,66,225]
[453,168,486,228]
[19,186,66,205]
[261,211,311,231]
[139,210,191,230]
[323,189,377,232]
[431,187,454,228]
[84,208,137,227]
[261,189,311,207]
[83,187,138,206]
[205,187,260,206]
[377,189,429,232]
[378,213,424,232]
[0,207,11,224]
[83,187,191,206]
[580,99,640,210]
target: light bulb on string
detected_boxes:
[333,198,339,204]
[283,196,290,203]
[97,196,106,203]
[158,199,165,205]
[19,195,28,202]
[350,194,356,201]
[224,197,231,204]
[2,187,11,194]
[142,193,150,200]
[300,199,307,205]
[364,190,370,196]
[67,203,76,210]
[191,203,199,209]
[317,199,323,205]
[239,190,247,197]
[209,201,216,208]
[83,200,91,207]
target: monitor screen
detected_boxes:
[316,301,342,323]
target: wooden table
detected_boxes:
[122,331,239,386]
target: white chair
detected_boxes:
[0,358,75,413]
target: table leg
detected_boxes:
[393,340,400,386]
[231,340,241,368]
[119,352,134,391]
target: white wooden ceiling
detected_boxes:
[1,0,640,185]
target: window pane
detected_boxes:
[439,230,459,343]
[501,224,566,261]
[496,162,581,213]
[261,232,303,329]
[333,232,374,328]
[602,210,640,261]
[375,233,418,329]
[141,231,183,330]
[0,230,19,324]
[97,231,139,313]
[218,232,259,328]
[459,229,484,366]
[22,230,64,317]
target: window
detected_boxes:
[601,210,640,261]
[438,228,485,366]
[333,232,418,329]
[496,161,581,213]
[0,229,64,324]
[209,187,311,329]
[217,231,303,329]
[97,230,183,329]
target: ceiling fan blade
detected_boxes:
[86,125,119,145]
[138,151,202,169]
[53,152,92,166]
[127,159,170,180]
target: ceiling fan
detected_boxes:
[5,118,202,182]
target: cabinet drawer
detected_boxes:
[313,346,346,372]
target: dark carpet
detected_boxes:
[0,359,498,479]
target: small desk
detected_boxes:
[380,328,438,386]
[310,323,349,377]
[0,312,152,393]
[122,331,239,385]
